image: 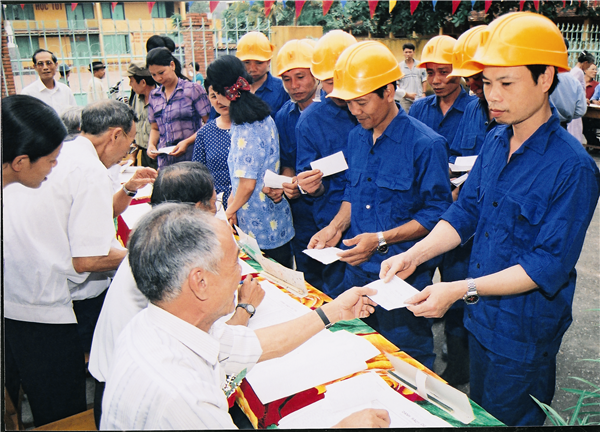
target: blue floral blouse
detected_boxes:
[228,116,294,250]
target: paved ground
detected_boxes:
[19,154,600,428]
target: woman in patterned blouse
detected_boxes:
[207,55,294,268]
[146,48,210,168]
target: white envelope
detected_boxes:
[365,276,420,311]
[264,169,293,189]
[449,155,477,173]
[310,151,348,177]
[152,145,177,155]
[303,247,343,265]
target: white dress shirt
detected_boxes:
[3,136,115,324]
[87,76,108,102]
[101,303,262,430]
[21,78,77,115]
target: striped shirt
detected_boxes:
[101,303,262,430]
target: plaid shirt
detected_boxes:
[148,78,210,151]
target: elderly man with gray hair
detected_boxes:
[100,203,391,430]
[4,100,157,427]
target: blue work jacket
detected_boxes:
[409,87,475,153]
[296,96,358,229]
[444,111,600,363]
[275,99,301,171]
[255,72,290,118]
[343,108,453,277]
[449,98,498,163]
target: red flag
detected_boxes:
[485,0,492,13]
[71,3,78,12]
[295,0,306,19]
[452,0,461,14]
[323,0,334,15]
[111,2,118,12]
[410,0,420,14]
[562,0,565,6]
[210,1,219,13]
[519,0,525,10]
[20,3,25,9]
[147,1,155,14]
[264,0,275,16]
[368,0,378,18]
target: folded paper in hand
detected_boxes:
[365,276,420,310]
[449,155,477,173]
[303,247,343,265]
[263,169,293,189]
[310,151,348,177]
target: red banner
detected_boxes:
[368,0,378,18]
[485,0,492,13]
[210,1,219,13]
[452,0,461,14]
[71,3,78,12]
[111,2,118,12]
[410,0,420,14]
[533,0,539,10]
[323,0,334,15]
[295,0,306,19]
[264,0,275,16]
[147,1,155,14]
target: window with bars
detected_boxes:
[101,2,125,20]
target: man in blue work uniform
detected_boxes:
[236,32,289,118]
[295,30,358,297]
[409,35,475,153]
[266,40,322,287]
[309,41,452,369]
[381,12,600,426]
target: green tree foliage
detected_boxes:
[222,0,599,39]
[189,1,210,14]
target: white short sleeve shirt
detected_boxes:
[21,78,77,115]
[101,304,263,430]
[87,76,108,102]
[3,136,116,324]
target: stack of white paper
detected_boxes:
[246,329,380,405]
[451,173,469,187]
[278,372,451,428]
[449,155,477,173]
[120,203,152,229]
[247,280,312,330]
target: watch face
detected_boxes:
[246,304,256,314]
[464,294,479,305]
[377,244,389,254]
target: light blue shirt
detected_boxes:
[550,72,587,123]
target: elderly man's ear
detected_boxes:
[188,268,210,301]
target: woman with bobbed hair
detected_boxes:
[207,55,294,267]
[146,47,210,168]
[2,95,66,188]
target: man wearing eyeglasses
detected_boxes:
[21,49,77,115]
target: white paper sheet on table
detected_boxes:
[247,280,312,330]
[263,169,293,188]
[449,155,477,173]
[246,328,380,405]
[451,173,469,187]
[365,276,420,311]
[310,151,348,177]
[278,372,451,428]
[120,203,152,229]
[302,247,343,265]
[152,145,177,155]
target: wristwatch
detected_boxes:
[376,231,388,254]
[236,303,256,317]
[122,184,137,197]
[463,278,479,305]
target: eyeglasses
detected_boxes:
[214,197,223,213]
[36,61,55,67]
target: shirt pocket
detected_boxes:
[460,131,479,152]
[375,175,412,226]
[511,198,546,252]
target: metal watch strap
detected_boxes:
[315,307,333,329]
[463,277,479,305]
[122,185,137,197]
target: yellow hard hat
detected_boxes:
[328,41,403,101]
[464,12,569,72]
[311,30,357,80]
[448,26,487,77]
[275,39,315,76]
[419,35,456,68]
[236,31,275,62]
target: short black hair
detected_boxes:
[526,65,559,95]
[150,161,215,207]
[193,62,200,72]
[207,55,271,125]
[402,43,416,51]
[2,95,66,164]
[373,81,397,99]
[146,35,175,53]
[578,50,595,65]
[32,49,57,65]
[132,74,157,88]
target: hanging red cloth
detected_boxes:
[323,0,334,15]
[147,2,155,14]
[452,0,461,14]
[264,0,275,16]
[485,0,493,13]
[295,0,306,19]
[410,0,420,14]
[210,1,219,13]
[368,0,378,18]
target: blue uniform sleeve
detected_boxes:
[275,108,296,171]
[448,114,468,163]
[411,135,453,231]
